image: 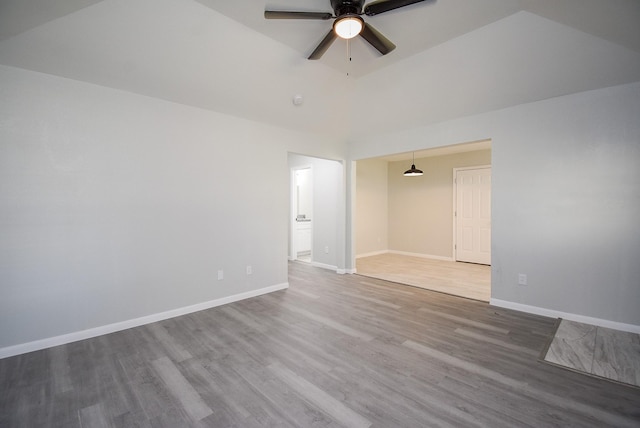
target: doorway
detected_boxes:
[354,142,492,301]
[292,167,313,262]
[288,153,345,271]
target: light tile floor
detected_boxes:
[356,253,490,301]
[544,319,640,388]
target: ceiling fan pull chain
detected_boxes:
[347,38,352,77]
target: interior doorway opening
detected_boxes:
[354,140,492,301]
[292,167,313,263]
[288,153,345,272]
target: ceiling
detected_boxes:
[195,0,640,78]
[3,0,639,78]
[0,0,639,140]
[377,140,491,162]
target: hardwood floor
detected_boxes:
[357,253,491,301]
[1,262,639,427]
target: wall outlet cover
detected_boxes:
[518,274,527,285]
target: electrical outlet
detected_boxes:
[217,270,223,280]
[324,246,329,254]
[518,274,527,286]
[246,265,252,275]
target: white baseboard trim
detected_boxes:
[490,299,640,334]
[344,268,357,274]
[356,250,455,262]
[0,282,289,359]
[311,261,339,272]
[356,250,388,259]
[389,250,455,262]
[311,262,356,275]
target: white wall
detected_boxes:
[0,64,345,354]
[288,154,344,271]
[355,158,388,257]
[349,81,640,328]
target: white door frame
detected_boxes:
[452,165,491,262]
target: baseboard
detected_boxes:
[356,250,455,262]
[389,250,455,262]
[0,282,289,359]
[302,261,353,275]
[356,250,388,259]
[311,261,339,272]
[490,299,640,334]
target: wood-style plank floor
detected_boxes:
[357,253,491,301]
[2,262,639,427]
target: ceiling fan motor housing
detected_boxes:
[331,0,364,16]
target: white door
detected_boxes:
[455,167,491,265]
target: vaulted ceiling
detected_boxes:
[1,0,639,140]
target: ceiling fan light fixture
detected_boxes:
[265,0,434,59]
[334,16,363,39]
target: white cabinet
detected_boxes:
[296,221,311,253]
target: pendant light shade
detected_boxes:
[404,152,423,176]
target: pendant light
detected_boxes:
[404,152,423,177]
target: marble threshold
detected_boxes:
[543,319,640,388]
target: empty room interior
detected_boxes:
[1,0,640,427]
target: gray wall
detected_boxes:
[0,64,345,351]
[349,81,640,327]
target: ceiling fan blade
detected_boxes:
[264,11,333,20]
[364,0,430,16]
[308,30,338,60]
[359,22,396,55]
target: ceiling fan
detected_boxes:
[264,0,433,60]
